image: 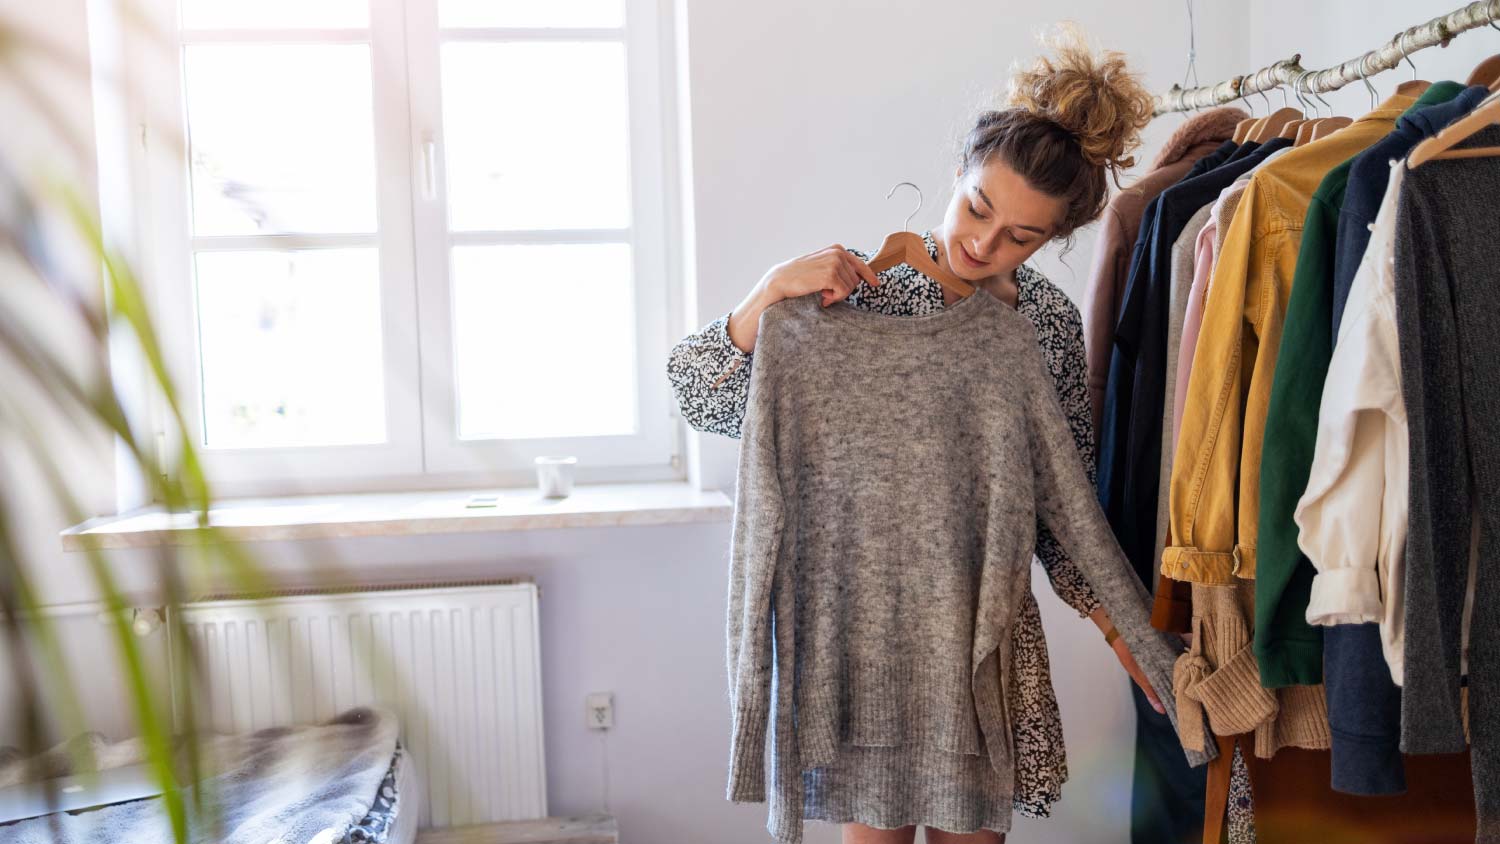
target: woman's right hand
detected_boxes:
[727,245,883,355]
[763,244,882,308]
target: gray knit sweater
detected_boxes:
[725,288,1194,842]
[1395,124,1500,840]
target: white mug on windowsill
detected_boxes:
[534,456,578,498]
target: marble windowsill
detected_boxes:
[60,481,733,551]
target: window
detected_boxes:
[128,0,681,498]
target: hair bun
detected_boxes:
[1005,22,1154,175]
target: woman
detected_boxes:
[668,26,1159,844]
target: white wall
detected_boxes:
[11,1,1498,842]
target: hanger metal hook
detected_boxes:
[1359,54,1378,111]
[1310,76,1335,115]
[887,181,923,232]
[1258,80,1272,115]
[1399,29,1419,81]
[1295,69,1316,118]
[1234,76,1252,116]
[1302,69,1322,118]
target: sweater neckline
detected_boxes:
[815,283,993,333]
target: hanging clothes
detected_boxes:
[1257,84,1472,696]
[1163,92,1416,598]
[1394,123,1500,841]
[1288,83,1491,798]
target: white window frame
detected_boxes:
[124,0,684,501]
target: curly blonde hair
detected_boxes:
[960,22,1155,247]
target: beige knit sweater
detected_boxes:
[1173,580,1331,758]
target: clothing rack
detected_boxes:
[1151,0,1500,115]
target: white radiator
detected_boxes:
[168,580,547,829]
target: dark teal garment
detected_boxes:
[1255,163,1350,688]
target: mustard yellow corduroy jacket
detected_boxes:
[1162,94,1417,585]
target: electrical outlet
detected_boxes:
[585,692,614,730]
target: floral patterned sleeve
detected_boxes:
[666,311,755,439]
[1019,269,1104,618]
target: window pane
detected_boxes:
[181,0,368,29]
[195,249,386,448]
[451,243,635,440]
[184,44,378,236]
[442,42,631,232]
[439,0,623,29]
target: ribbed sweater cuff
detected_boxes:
[1189,642,1279,736]
[1173,653,1210,753]
[727,703,769,803]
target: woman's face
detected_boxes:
[935,157,1068,283]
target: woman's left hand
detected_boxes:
[1111,636,1165,714]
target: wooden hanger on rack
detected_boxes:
[1248,70,1306,143]
[1469,54,1500,87]
[1406,80,1500,168]
[865,183,975,299]
[1467,22,1500,86]
[1311,117,1352,141]
[1277,117,1308,141]
[1248,107,1301,143]
[1287,70,1319,146]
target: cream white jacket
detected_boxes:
[1294,160,1408,685]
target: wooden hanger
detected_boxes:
[1407,84,1500,168]
[866,231,975,299]
[1233,118,1257,144]
[1310,116,1352,141]
[1277,118,1307,141]
[1469,53,1500,87]
[1248,107,1301,143]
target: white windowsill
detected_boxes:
[60,481,732,551]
